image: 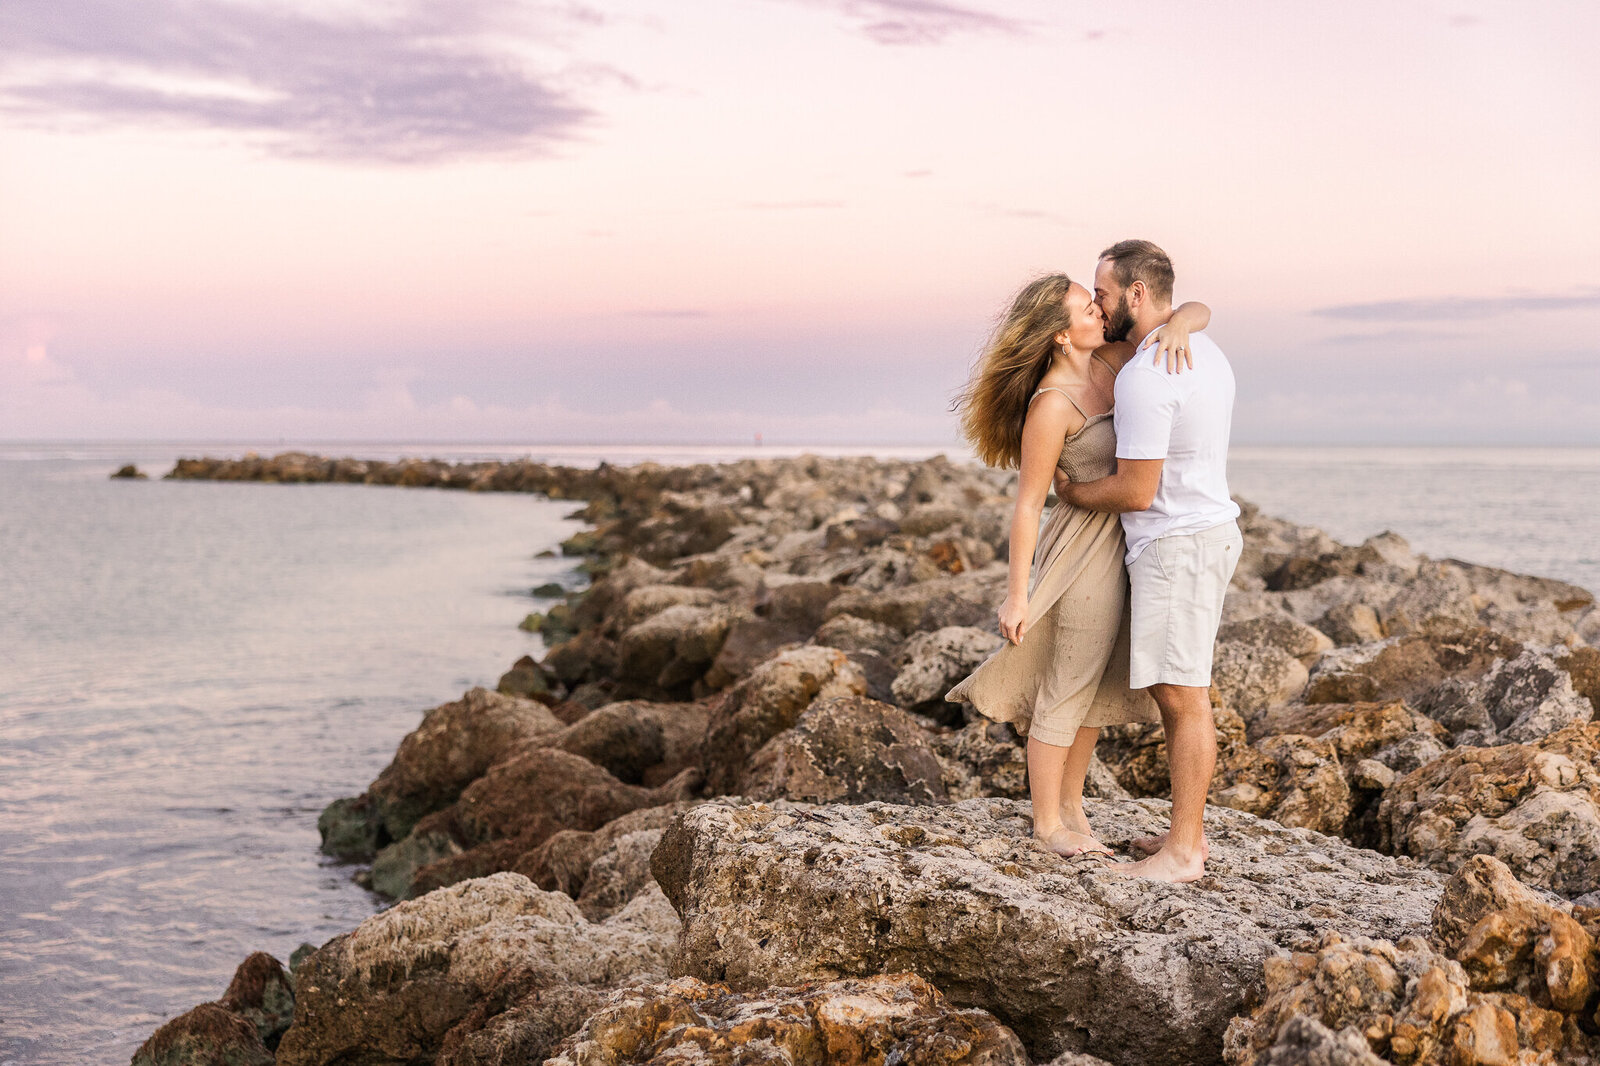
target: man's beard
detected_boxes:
[1102,294,1134,343]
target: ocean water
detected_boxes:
[1,440,1595,1065]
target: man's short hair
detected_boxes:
[1099,239,1174,306]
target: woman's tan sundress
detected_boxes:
[945,378,1160,745]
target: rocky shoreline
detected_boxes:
[133,451,1600,1066]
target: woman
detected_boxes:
[946,274,1208,856]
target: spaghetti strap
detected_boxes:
[1031,385,1092,423]
[1091,351,1118,374]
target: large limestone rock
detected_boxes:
[1379,723,1600,897]
[652,797,1442,1065]
[366,687,565,840]
[893,625,1005,719]
[545,973,1029,1065]
[739,694,949,805]
[275,873,676,1066]
[701,645,868,794]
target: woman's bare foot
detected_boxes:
[1108,845,1206,883]
[1034,826,1113,857]
[1131,829,1210,861]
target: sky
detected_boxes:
[2,0,1598,446]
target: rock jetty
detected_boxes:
[138,451,1600,1065]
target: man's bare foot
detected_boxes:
[1107,845,1206,883]
[1033,826,1113,857]
[1131,830,1209,861]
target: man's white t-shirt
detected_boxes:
[1112,329,1241,565]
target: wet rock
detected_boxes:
[653,796,1441,1065]
[316,793,385,862]
[369,810,464,899]
[545,973,1029,1066]
[701,645,868,794]
[1379,723,1600,896]
[548,699,708,786]
[216,952,295,1050]
[740,694,949,805]
[366,686,565,840]
[132,1002,273,1066]
[111,463,148,479]
[542,629,618,686]
[497,653,557,699]
[275,873,676,1066]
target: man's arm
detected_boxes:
[1058,458,1163,513]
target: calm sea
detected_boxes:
[1,440,1595,1065]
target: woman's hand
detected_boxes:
[1146,318,1193,374]
[998,593,1028,646]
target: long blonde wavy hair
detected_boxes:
[951,273,1074,469]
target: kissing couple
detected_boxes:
[947,239,1241,884]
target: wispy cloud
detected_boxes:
[0,0,601,163]
[740,199,847,210]
[1312,289,1600,322]
[788,0,1026,45]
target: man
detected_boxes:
[1054,239,1242,883]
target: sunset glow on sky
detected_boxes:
[2,0,1597,444]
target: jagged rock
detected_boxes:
[1318,603,1386,646]
[825,578,978,635]
[1211,642,1310,719]
[615,584,723,629]
[1217,613,1334,666]
[570,828,664,921]
[616,603,745,694]
[1557,645,1600,716]
[892,625,1005,719]
[316,793,385,862]
[548,699,708,786]
[216,952,295,1050]
[701,645,868,794]
[545,973,1029,1066]
[365,687,565,840]
[811,614,903,702]
[514,803,691,899]
[275,873,676,1066]
[1305,628,1524,707]
[703,615,807,691]
[1097,706,1346,832]
[1250,700,1451,844]
[132,1002,273,1066]
[652,796,1441,1065]
[1423,647,1594,746]
[1225,874,1600,1066]
[740,694,949,805]
[542,629,619,685]
[497,654,557,699]
[1379,723,1600,896]
[377,750,697,900]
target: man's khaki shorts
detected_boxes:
[1128,520,1243,689]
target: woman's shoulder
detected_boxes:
[1093,341,1136,371]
